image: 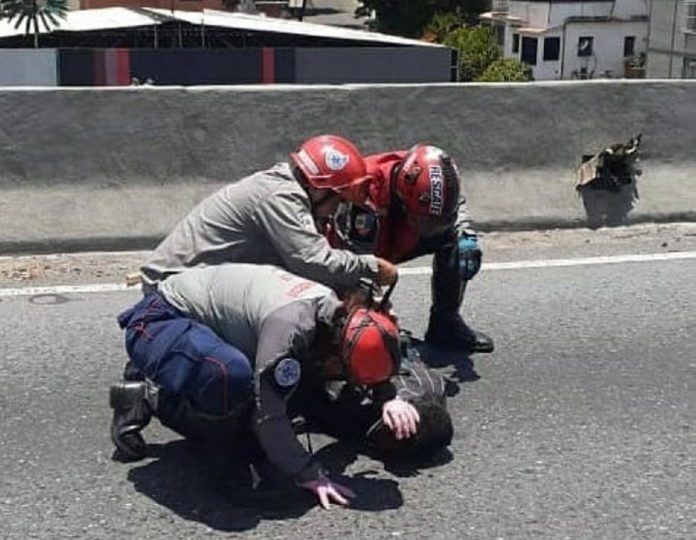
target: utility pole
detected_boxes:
[667,0,679,77]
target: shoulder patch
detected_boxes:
[274,358,301,387]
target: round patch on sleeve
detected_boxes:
[274,358,301,388]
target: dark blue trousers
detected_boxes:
[117,293,253,417]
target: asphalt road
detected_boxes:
[1,227,695,539]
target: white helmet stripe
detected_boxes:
[296,149,320,176]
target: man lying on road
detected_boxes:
[290,352,453,462]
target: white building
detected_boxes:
[481,0,648,80]
[646,0,696,78]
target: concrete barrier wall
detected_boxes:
[0,80,695,252]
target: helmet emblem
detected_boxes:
[325,148,350,171]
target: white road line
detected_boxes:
[1,250,695,297]
[0,283,131,297]
[0,250,146,262]
[400,250,696,275]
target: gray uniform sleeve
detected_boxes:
[251,300,327,483]
[253,187,379,289]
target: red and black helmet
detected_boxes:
[290,135,374,205]
[340,307,400,385]
[393,144,461,219]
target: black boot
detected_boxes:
[426,241,494,353]
[109,381,157,461]
[425,313,494,353]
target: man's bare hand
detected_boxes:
[376,258,398,286]
[382,398,420,440]
[298,479,356,510]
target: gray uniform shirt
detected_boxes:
[142,162,378,290]
[159,262,336,363]
[159,263,341,481]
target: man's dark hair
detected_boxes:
[366,396,453,459]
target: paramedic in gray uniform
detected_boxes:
[111,263,419,509]
[140,134,398,292]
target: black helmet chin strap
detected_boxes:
[357,275,398,314]
[377,279,397,313]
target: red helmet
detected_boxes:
[340,307,401,385]
[394,144,461,219]
[290,135,373,205]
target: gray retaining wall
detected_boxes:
[0,80,694,252]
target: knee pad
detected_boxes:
[110,380,158,412]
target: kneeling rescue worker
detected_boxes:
[110,263,418,509]
[328,143,494,353]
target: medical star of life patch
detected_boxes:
[325,148,349,171]
[274,358,301,387]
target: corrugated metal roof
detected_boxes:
[0,7,159,38]
[58,7,160,32]
[1,6,442,47]
[146,8,443,47]
[0,20,20,39]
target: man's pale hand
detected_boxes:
[382,398,420,440]
[298,479,356,510]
